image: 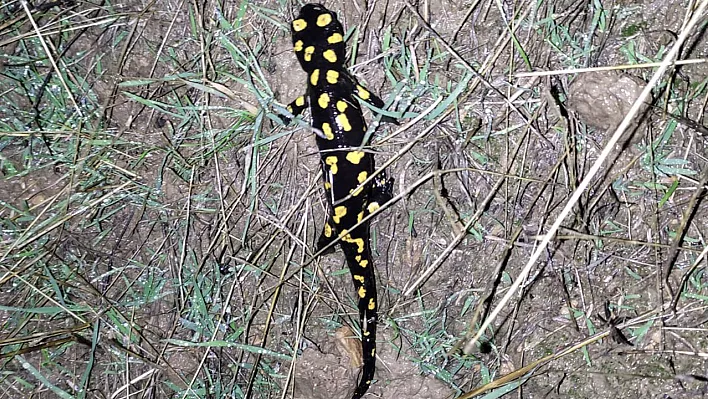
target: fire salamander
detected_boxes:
[283,4,395,398]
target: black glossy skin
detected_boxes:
[284,4,394,398]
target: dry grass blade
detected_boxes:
[515,58,708,78]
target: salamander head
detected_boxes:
[291,4,346,73]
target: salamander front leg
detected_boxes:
[280,94,308,125]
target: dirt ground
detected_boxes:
[1,0,708,398]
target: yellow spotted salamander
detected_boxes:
[283,4,395,398]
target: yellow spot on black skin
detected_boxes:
[328,32,343,44]
[317,13,332,27]
[322,122,334,140]
[355,255,361,262]
[346,151,365,164]
[310,69,320,86]
[324,181,331,190]
[286,105,293,114]
[352,238,365,253]
[359,259,369,268]
[351,186,363,196]
[364,330,370,336]
[304,45,315,61]
[292,19,307,31]
[340,233,365,252]
[356,85,371,100]
[367,202,380,213]
[333,206,347,224]
[318,93,330,109]
[326,70,339,84]
[354,275,365,283]
[323,49,337,63]
[295,96,305,107]
[324,222,332,237]
[325,155,338,174]
[357,171,367,183]
[368,298,375,310]
[336,113,352,131]
[294,40,303,52]
[358,286,366,298]
[336,100,348,113]
[357,211,364,223]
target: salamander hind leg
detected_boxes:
[366,173,394,216]
[316,219,338,255]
